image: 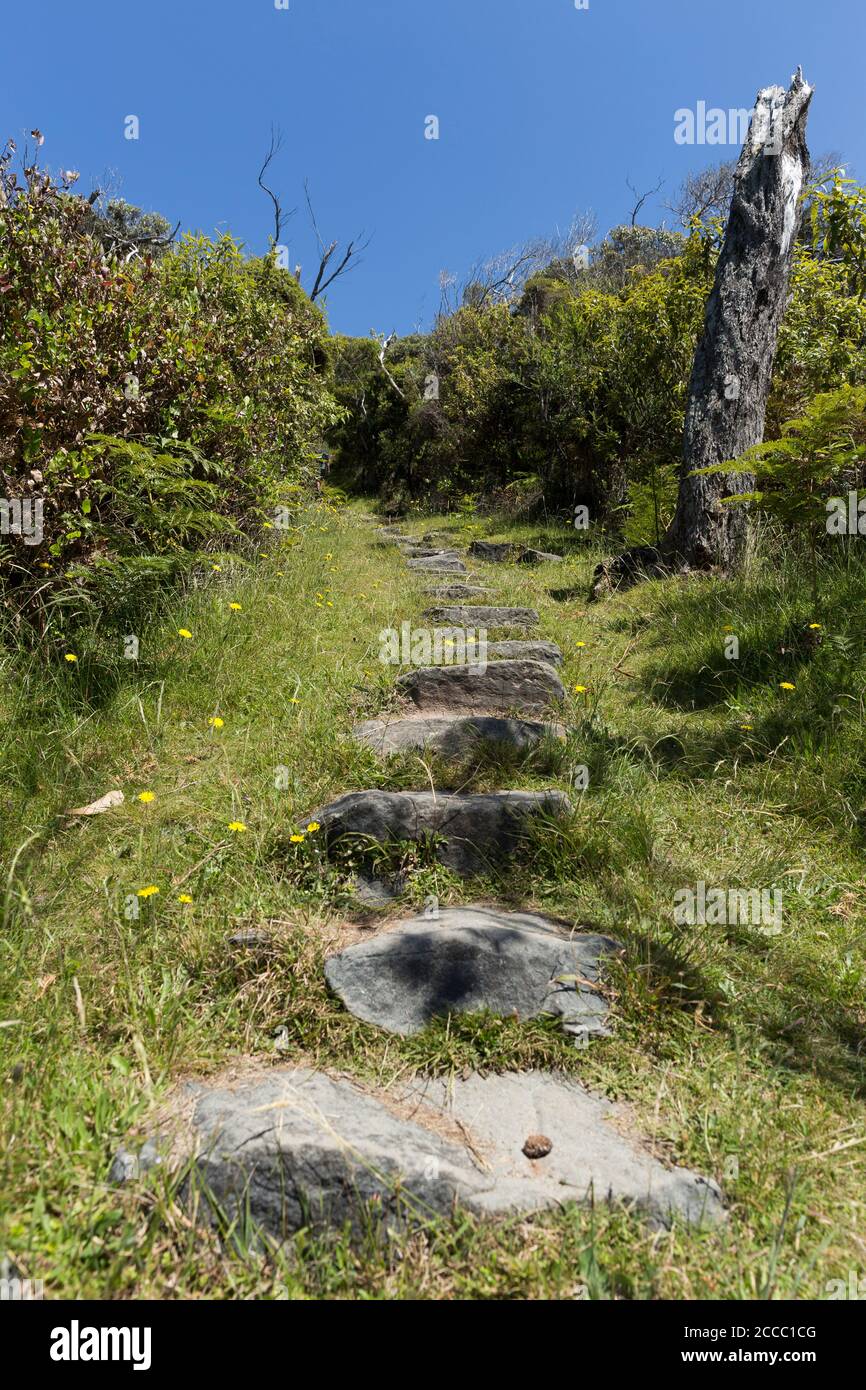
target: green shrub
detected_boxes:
[0,156,340,633]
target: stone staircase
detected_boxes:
[111,517,724,1242]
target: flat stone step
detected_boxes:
[401,546,463,559]
[408,556,468,574]
[111,1067,723,1235]
[469,540,518,563]
[353,714,565,758]
[325,905,619,1039]
[396,659,564,715]
[306,788,571,876]
[485,640,562,665]
[424,584,491,600]
[424,605,538,629]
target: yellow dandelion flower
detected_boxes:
[137,885,160,899]
[740,723,754,731]
[573,685,589,694]
[809,623,822,630]
[137,791,156,804]
[575,642,586,649]
[178,628,192,639]
[212,564,222,572]
[306,821,321,833]
[290,833,305,844]
[177,894,193,904]
[227,821,248,833]
[208,716,225,728]
[64,653,78,663]
[229,602,242,611]
[780,682,796,691]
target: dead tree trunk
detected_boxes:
[590,69,813,599]
[663,68,813,570]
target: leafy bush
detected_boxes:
[0,151,340,635]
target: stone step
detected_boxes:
[485,640,562,665]
[400,546,463,560]
[424,584,491,600]
[325,905,618,1039]
[469,540,518,563]
[407,556,468,574]
[424,605,538,629]
[306,788,571,877]
[111,1067,723,1235]
[353,714,565,758]
[396,659,564,715]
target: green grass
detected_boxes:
[1,496,865,1299]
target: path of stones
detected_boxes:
[113,521,723,1239]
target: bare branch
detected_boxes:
[258,125,295,246]
[626,174,665,227]
[373,331,405,399]
[304,178,369,301]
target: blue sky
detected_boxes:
[2,0,863,337]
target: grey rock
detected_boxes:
[485,640,562,665]
[424,605,539,629]
[424,585,491,600]
[520,548,564,564]
[352,715,565,758]
[307,788,572,877]
[400,546,463,560]
[407,556,468,574]
[325,905,619,1038]
[469,541,518,563]
[396,659,564,715]
[226,929,273,951]
[112,1067,723,1235]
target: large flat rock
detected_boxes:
[485,640,562,665]
[306,788,571,876]
[111,1066,723,1235]
[469,540,518,563]
[424,605,539,629]
[424,585,491,600]
[325,905,618,1039]
[396,659,564,715]
[353,714,565,758]
[408,556,468,574]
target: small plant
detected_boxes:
[697,385,866,606]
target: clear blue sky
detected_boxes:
[2,0,863,337]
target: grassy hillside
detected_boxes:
[1,496,864,1299]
